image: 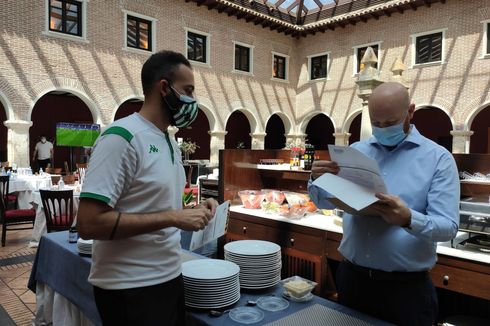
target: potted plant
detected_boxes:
[180,138,199,161]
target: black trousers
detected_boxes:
[37,159,50,172]
[93,275,186,326]
[336,260,438,326]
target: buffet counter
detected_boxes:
[228,206,490,300]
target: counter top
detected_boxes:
[230,206,490,265]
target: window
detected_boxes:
[127,15,152,51]
[273,54,287,80]
[415,32,443,64]
[187,32,207,63]
[309,53,329,80]
[486,22,490,55]
[235,44,250,72]
[355,44,379,73]
[48,0,82,36]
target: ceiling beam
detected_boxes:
[296,0,305,25]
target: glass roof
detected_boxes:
[266,0,339,15]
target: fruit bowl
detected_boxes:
[238,190,266,209]
[283,191,310,206]
[261,189,285,204]
[278,204,308,220]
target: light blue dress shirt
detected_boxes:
[308,126,460,272]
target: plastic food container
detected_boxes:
[238,190,266,209]
[261,189,286,204]
[283,191,310,206]
[281,276,317,298]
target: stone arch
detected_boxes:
[342,108,362,133]
[265,111,294,135]
[224,107,260,134]
[414,104,455,130]
[112,95,144,121]
[0,89,13,121]
[298,110,337,134]
[464,100,490,131]
[196,101,218,133]
[29,80,101,124]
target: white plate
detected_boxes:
[224,240,280,256]
[182,259,239,280]
[185,294,240,309]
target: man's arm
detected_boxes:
[77,198,215,240]
[32,145,38,161]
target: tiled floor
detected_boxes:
[0,228,37,326]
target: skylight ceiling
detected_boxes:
[267,0,338,16]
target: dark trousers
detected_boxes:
[336,260,438,326]
[37,159,51,172]
[93,275,186,326]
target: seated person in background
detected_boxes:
[308,82,460,326]
[32,135,53,172]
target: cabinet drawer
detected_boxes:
[227,219,324,254]
[431,263,490,300]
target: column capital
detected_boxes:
[333,132,352,137]
[208,130,228,137]
[450,130,474,137]
[250,132,267,138]
[3,119,33,131]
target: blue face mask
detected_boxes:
[372,121,407,146]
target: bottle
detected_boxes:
[39,168,44,176]
[58,178,65,190]
[68,225,78,243]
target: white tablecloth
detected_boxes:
[28,185,81,247]
[9,175,53,209]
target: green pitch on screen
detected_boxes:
[56,128,100,147]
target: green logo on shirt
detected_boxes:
[149,145,159,153]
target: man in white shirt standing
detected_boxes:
[32,135,53,172]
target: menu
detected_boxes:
[189,201,230,251]
[311,145,386,215]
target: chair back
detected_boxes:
[0,175,10,209]
[39,189,75,232]
[0,184,7,224]
[45,167,62,174]
[76,163,88,170]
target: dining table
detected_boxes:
[28,231,394,326]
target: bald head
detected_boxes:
[369,82,414,131]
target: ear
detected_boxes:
[407,103,415,119]
[158,79,172,98]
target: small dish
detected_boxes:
[281,275,317,298]
[256,296,289,312]
[229,306,264,324]
[282,290,314,302]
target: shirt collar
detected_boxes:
[368,124,424,147]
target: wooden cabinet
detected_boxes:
[225,211,333,297]
[199,177,219,203]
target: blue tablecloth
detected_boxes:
[28,231,393,326]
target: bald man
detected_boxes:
[309,82,459,326]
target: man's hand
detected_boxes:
[176,206,214,231]
[200,198,219,216]
[370,193,411,227]
[311,160,340,181]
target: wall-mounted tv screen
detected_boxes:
[56,122,100,147]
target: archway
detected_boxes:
[225,111,251,149]
[265,114,286,149]
[114,99,143,121]
[412,106,452,151]
[348,113,362,145]
[469,104,490,154]
[30,92,94,171]
[305,114,335,150]
[0,100,7,162]
[176,108,211,160]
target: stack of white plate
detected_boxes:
[224,240,282,289]
[182,259,240,309]
[77,238,93,255]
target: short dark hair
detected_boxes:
[141,50,191,96]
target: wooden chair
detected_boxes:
[0,186,36,247]
[0,175,17,209]
[39,189,75,233]
[76,163,88,170]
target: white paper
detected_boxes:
[310,146,387,211]
[189,201,230,251]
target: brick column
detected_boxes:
[4,120,33,167]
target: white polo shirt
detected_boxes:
[35,141,53,160]
[80,113,186,290]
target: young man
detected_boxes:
[77,50,218,326]
[309,82,460,326]
[32,135,53,172]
